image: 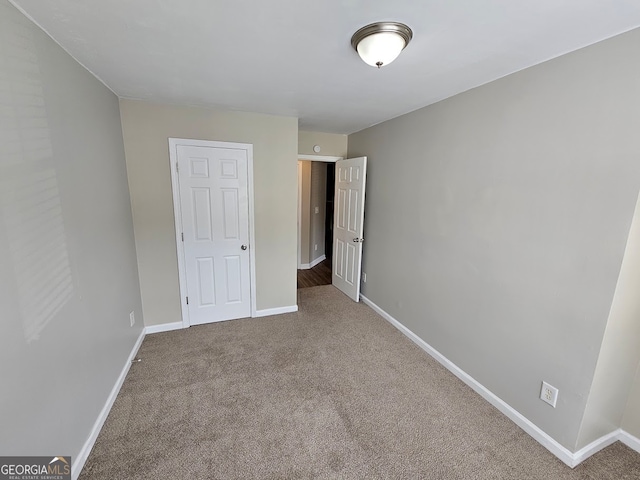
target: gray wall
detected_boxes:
[577,193,640,448]
[119,100,298,326]
[348,28,640,451]
[309,161,327,263]
[0,0,143,462]
[623,361,640,438]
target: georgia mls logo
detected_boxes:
[49,457,70,473]
[0,456,71,480]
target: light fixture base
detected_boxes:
[351,22,413,52]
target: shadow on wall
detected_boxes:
[0,17,74,343]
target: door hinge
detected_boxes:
[176,162,179,173]
[186,296,189,305]
[181,232,184,242]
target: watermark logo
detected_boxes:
[0,456,71,480]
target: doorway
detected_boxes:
[297,155,340,289]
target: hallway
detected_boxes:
[297,259,332,288]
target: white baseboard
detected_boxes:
[299,255,326,270]
[144,321,184,334]
[573,429,640,461]
[573,430,621,465]
[254,305,298,317]
[359,294,635,468]
[73,328,145,480]
[620,430,640,453]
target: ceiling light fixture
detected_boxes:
[351,22,413,68]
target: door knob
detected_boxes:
[241,245,248,250]
[352,238,364,243]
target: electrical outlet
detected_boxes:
[362,272,367,283]
[315,206,319,214]
[129,311,135,327]
[540,381,558,408]
[314,244,318,251]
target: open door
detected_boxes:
[332,156,367,301]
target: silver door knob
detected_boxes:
[241,245,248,250]
[352,238,365,243]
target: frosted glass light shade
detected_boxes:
[356,32,406,67]
[351,22,413,68]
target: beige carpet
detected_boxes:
[80,285,640,479]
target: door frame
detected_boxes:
[168,138,257,328]
[297,155,342,268]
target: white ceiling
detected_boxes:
[10,0,640,134]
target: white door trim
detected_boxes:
[298,154,343,163]
[168,138,257,327]
[297,154,342,268]
[297,161,303,269]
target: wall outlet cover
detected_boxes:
[130,311,135,327]
[540,381,558,408]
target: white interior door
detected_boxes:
[332,156,367,301]
[175,142,252,325]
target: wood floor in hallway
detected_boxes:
[297,259,332,288]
